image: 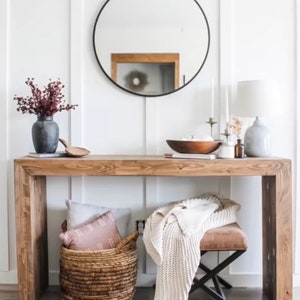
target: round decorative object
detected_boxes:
[32,116,59,153]
[124,70,149,92]
[244,118,271,157]
[166,140,222,154]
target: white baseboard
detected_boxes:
[0,271,17,284]
[293,274,300,287]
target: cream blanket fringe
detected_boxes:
[143,193,240,300]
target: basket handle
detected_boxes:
[116,231,139,252]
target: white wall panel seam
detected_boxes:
[70,0,85,202]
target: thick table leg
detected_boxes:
[15,164,48,300]
[262,171,292,299]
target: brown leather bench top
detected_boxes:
[200,222,248,251]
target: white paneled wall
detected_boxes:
[231,0,297,284]
[0,0,9,275]
[295,0,300,285]
[0,0,298,288]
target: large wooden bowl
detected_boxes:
[166,140,222,154]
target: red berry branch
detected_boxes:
[14,78,78,116]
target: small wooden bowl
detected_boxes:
[166,140,222,154]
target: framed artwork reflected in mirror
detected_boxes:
[111,53,179,95]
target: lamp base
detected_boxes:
[244,117,271,157]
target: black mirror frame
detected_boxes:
[92,0,210,97]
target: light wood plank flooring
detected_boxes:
[0,285,299,300]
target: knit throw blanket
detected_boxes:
[143,193,240,300]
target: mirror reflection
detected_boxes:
[93,0,210,97]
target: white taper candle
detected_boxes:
[211,78,214,117]
[225,87,229,122]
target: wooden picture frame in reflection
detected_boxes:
[111,53,179,95]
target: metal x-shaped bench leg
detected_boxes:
[189,250,246,300]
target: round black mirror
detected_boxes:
[93,0,210,97]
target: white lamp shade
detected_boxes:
[234,80,280,117]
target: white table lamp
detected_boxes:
[234,80,280,157]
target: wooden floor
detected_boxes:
[0,285,299,300]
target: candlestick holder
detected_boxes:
[221,129,231,142]
[206,117,218,139]
[219,128,235,158]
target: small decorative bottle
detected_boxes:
[234,138,245,158]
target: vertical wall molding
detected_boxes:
[70,0,84,136]
[218,0,234,272]
[218,0,232,196]
[0,0,9,271]
[143,84,159,276]
[70,0,85,202]
[219,0,233,121]
[144,98,159,155]
[295,0,300,276]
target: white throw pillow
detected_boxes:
[65,199,131,238]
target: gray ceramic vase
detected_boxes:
[32,115,59,153]
[244,117,271,157]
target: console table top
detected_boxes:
[14,155,291,177]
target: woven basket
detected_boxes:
[59,231,139,300]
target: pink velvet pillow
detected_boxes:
[59,210,121,251]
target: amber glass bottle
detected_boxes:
[234,139,245,158]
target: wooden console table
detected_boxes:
[14,155,293,300]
